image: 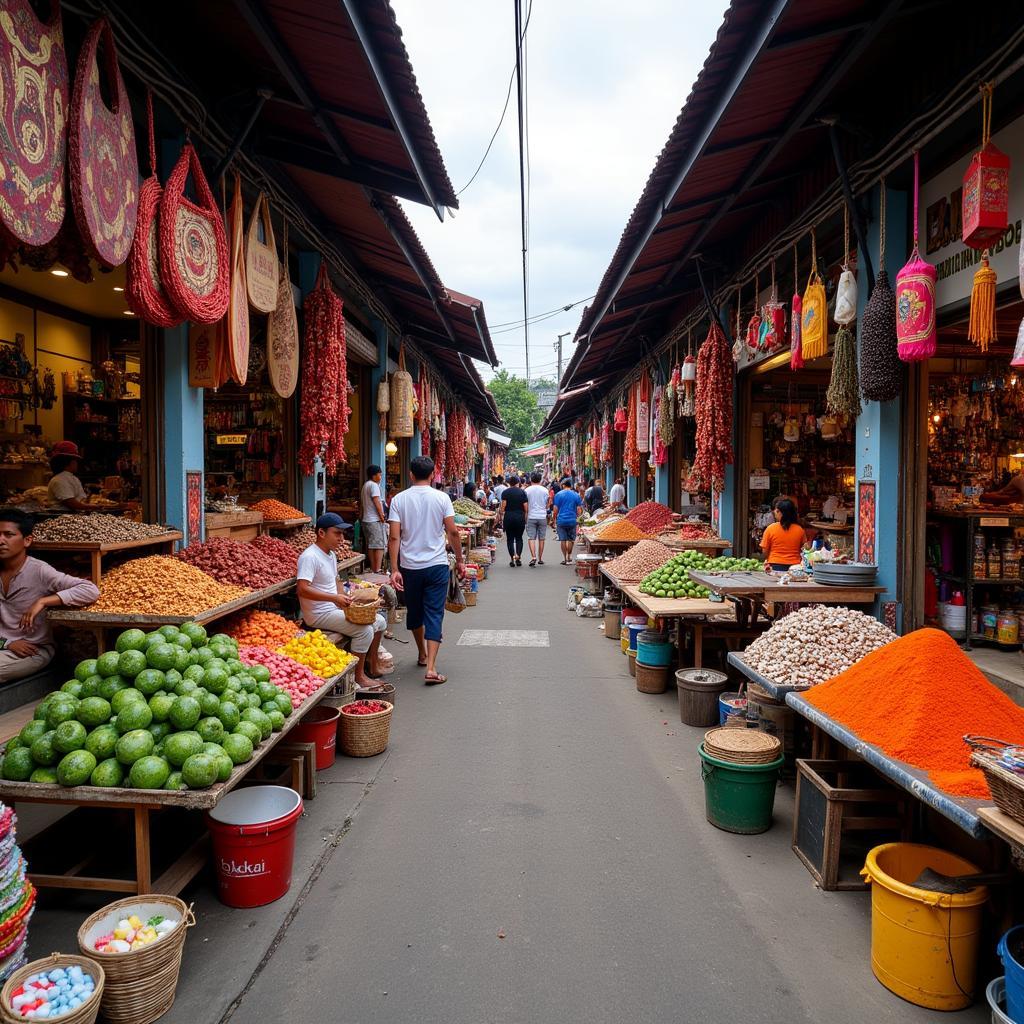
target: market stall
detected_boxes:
[688,569,884,616]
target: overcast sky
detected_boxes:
[391,0,727,384]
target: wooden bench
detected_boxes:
[0,668,59,716]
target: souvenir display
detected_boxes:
[790,245,804,370]
[245,193,279,313]
[636,371,650,453]
[267,222,299,398]
[896,152,937,362]
[692,322,734,491]
[962,83,1010,250]
[389,348,415,438]
[226,173,250,385]
[800,231,827,360]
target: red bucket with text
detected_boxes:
[206,786,303,908]
[291,705,341,769]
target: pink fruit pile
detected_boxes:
[239,645,321,707]
[176,537,295,589]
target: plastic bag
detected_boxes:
[575,596,603,618]
[445,564,466,614]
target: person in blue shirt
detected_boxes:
[552,478,583,565]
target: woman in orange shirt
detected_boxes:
[760,497,807,570]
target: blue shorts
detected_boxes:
[402,563,449,642]
[556,522,577,541]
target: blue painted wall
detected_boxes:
[718,305,737,547]
[297,252,325,519]
[161,325,204,538]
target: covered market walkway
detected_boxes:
[122,557,985,1024]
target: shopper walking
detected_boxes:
[525,471,551,566]
[553,478,584,564]
[360,464,387,572]
[388,455,466,685]
[500,474,528,566]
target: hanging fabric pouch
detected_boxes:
[790,246,804,369]
[226,173,250,384]
[245,192,279,313]
[0,0,69,250]
[834,270,857,324]
[896,152,937,362]
[159,142,230,323]
[68,17,138,267]
[800,269,827,360]
[127,92,181,326]
[636,373,650,453]
[267,222,299,398]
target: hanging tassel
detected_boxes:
[968,250,997,351]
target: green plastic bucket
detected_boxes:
[698,744,784,834]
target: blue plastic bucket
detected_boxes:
[719,691,747,725]
[637,631,673,667]
[627,623,646,653]
[997,926,1024,1022]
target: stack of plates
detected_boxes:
[704,727,781,764]
[810,562,878,587]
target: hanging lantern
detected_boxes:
[897,152,937,362]
[962,83,1010,250]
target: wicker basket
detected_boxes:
[76,897,193,1024]
[346,597,382,626]
[1,953,105,1024]
[463,589,477,607]
[339,701,393,757]
[967,735,1024,825]
[355,682,396,706]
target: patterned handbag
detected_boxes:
[126,92,181,326]
[0,0,69,250]
[267,221,299,398]
[801,262,827,360]
[245,192,279,313]
[896,152,937,362]
[68,18,138,268]
[159,142,229,323]
[226,173,250,385]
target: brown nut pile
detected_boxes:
[279,525,353,562]
[177,536,296,589]
[92,556,248,615]
[33,514,172,544]
[604,540,675,581]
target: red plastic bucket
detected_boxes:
[291,705,340,770]
[206,786,303,908]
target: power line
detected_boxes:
[488,293,595,329]
[513,0,530,381]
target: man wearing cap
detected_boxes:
[296,514,386,688]
[47,442,90,512]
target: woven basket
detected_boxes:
[75,896,192,1024]
[346,597,381,626]
[339,702,393,757]
[967,737,1024,825]
[355,682,395,706]
[0,953,104,1024]
[463,589,477,607]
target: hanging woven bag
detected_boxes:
[226,173,250,385]
[896,152,937,362]
[0,0,69,252]
[800,232,827,360]
[790,246,804,370]
[859,181,901,400]
[68,17,138,268]
[390,346,415,438]
[126,92,181,326]
[636,372,651,453]
[267,221,299,398]
[245,192,279,313]
[159,142,230,323]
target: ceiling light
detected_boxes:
[385,440,398,456]
[122,310,135,316]
[113,285,124,292]
[50,268,69,278]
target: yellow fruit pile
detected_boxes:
[278,630,355,678]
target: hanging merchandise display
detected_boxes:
[962,83,1010,250]
[759,262,786,353]
[637,371,651,453]
[660,366,676,448]
[968,251,997,352]
[860,181,902,400]
[226,173,250,385]
[896,152,937,362]
[790,244,804,370]
[681,331,696,417]
[745,273,762,354]
[267,221,299,398]
[833,208,857,326]
[127,92,181,326]
[390,346,415,438]
[732,284,744,365]
[827,323,861,419]
[600,412,612,464]
[624,383,640,477]
[800,229,828,359]
[614,403,627,431]
[692,321,734,491]
[188,318,228,388]
[68,17,138,268]
[160,142,229,323]
[652,387,667,466]
[376,373,390,432]
[245,193,279,314]
[0,0,69,253]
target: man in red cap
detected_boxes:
[47,442,90,512]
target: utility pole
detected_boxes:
[555,331,570,384]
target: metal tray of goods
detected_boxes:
[809,562,878,586]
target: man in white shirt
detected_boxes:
[609,477,627,508]
[296,514,386,689]
[360,464,386,572]
[524,471,551,566]
[388,455,465,685]
[47,441,91,512]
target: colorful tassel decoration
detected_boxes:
[968,251,997,351]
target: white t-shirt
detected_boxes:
[609,483,626,504]
[388,485,455,570]
[525,484,549,520]
[296,544,340,621]
[493,483,506,503]
[48,471,87,505]
[361,479,383,522]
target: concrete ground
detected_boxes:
[24,550,992,1023]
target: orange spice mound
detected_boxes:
[804,627,1024,799]
[595,519,652,542]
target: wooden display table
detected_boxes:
[336,553,365,577]
[205,510,263,542]
[262,516,311,532]
[688,569,884,617]
[32,531,182,585]
[660,537,732,553]
[0,665,354,894]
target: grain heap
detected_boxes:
[626,501,675,533]
[92,557,248,615]
[741,605,895,688]
[593,519,652,542]
[33,515,172,543]
[604,540,675,580]
[806,628,1024,797]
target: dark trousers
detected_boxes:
[504,517,525,557]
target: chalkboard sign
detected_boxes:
[795,773,827,877]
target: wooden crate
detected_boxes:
[793,759,911,891]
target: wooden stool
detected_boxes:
[247,741,317,799]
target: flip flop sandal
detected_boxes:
[424,673,447,685]
[417,659,428,667]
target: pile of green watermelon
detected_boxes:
[638,550,763,599]
[0,624,297,791]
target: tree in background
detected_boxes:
[489,369,543,450]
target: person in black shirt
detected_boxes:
[500,474,529,567]
[584,478,605,515]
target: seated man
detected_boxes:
[0,508,100,684]
[296,513,386,688]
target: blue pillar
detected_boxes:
[605,465,614,491]
[856,184,907,615]
[409,356,422,459]
[298,252,325,519]
[627,475,637,506]
[716,305,737,547]
[162,325,204,541]
[369,319,388,499]
[654,356,670,504]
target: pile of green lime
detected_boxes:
[638,551,763,598]
[0,623,296,791]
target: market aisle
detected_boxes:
[221,556,987,1024]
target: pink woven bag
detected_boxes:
[896,152,936,362]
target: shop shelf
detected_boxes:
[968,577,1023,585]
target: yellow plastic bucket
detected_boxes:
[861,843,987,1010]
